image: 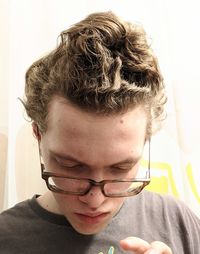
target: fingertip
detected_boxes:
[119,237,150,252]
[150,241,172,253]
[145,248,160,254]
[119,237,134,250]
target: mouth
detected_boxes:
[75,212,109,224]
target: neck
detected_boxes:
[37,191,62,215]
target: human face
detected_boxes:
[38,96,148,235]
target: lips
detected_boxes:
[75,212,109,224]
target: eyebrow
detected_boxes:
[50,150,84,164]
[50,150,141,167]
[112,156,141,167]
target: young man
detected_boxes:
[0,11,200,254]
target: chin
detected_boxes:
[75,227,106,235]
[72,222,109,235]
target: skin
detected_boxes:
[120,237,172,253]
[34,95,172,253]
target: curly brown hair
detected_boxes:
[23,11,166,137]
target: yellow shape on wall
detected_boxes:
[186,163,200,204]
[145,176,169,194]
[141,160,179,197]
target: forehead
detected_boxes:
[42,96,148,165]
[46,96,147,134]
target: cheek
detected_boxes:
[107,197,125,211]
[111,197,125,216]
[53,193,78,211]
[115,197,125,206]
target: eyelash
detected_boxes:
[59,163,81,170]
[107,165,128,174]
[54,158,79,168]
[59,164,85,177]
[54,158,134,176]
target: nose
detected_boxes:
[78,185,107,209]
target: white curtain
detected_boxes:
[0,0,200,217]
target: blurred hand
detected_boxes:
[120,237,172,254]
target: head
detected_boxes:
[23,11,166,234]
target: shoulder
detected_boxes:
[126,190,200,227]
[144,191,200,229]
[136,190,193,209]
[0,198,34,233]
[144,190,199,213]
[0,198,31,217]
[0,199,29,216]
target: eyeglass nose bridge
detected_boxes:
[84,179,107,196]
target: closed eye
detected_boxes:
[59,163,84,171]
[59,163,81,168]
[112,163,136,172]
[110,161,140,177]
[109,167,132,177]
[113,166,132,172]
[54,156,78,167]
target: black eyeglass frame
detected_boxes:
[40,140,151,198]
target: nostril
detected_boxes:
[87,185,104,196]
[78,186,106,208]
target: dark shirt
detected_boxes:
[0,191,200,253]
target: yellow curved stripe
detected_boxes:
[145,176,169,194]
[186,163,200,204]
[141,160,179,197]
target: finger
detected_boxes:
[148,241,172,254]
[120,237,150,254]
[144,249,159,254]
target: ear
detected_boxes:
[32,122,41,141]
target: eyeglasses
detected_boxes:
[40,141,151,198]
